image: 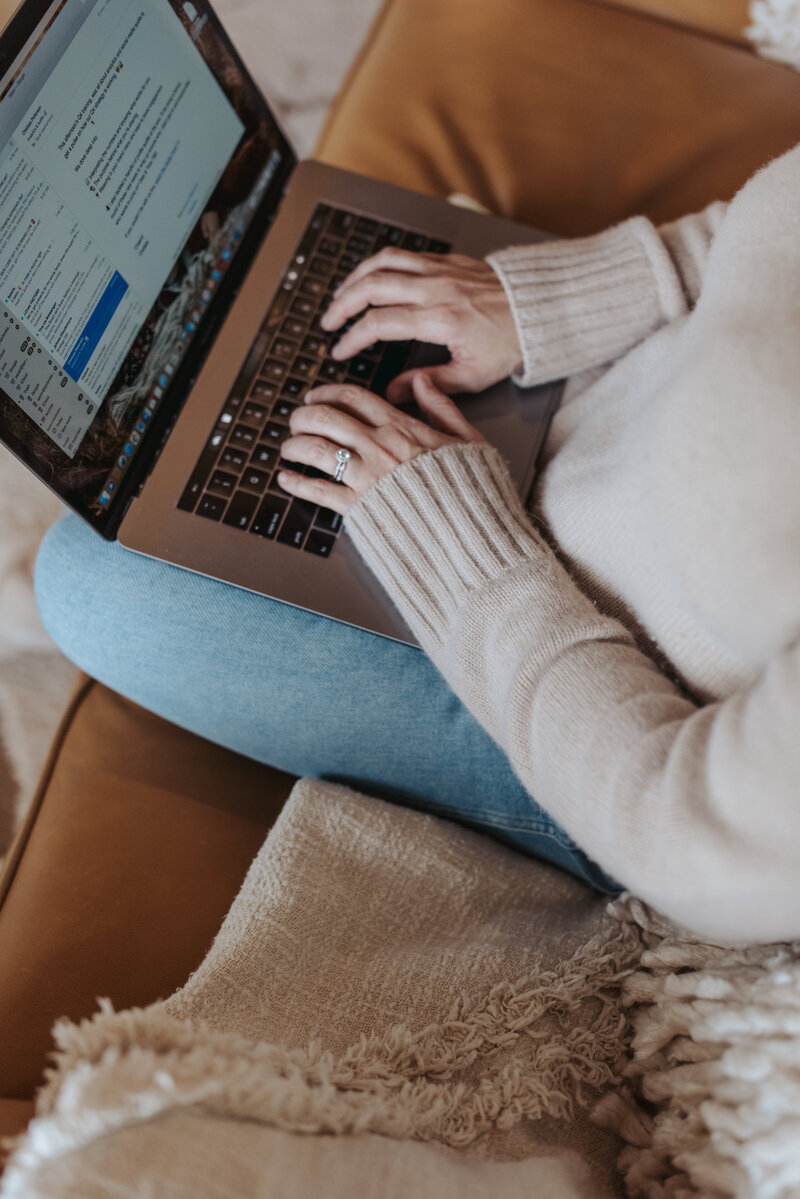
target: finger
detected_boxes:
[334,247,445,296]
[275,466,354,516]
[320,271,428,333]
[409,372,484,441]
[301,384,444,459]
[280,433,366,487]
[386,360,487,406]
[290,397,388,454]
[303,383,396,428]
[388,362,462,405]
[330,304,451,362]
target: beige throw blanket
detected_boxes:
[3,781,800,1197]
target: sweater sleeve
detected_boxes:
[487,202,727,387]
[345,441,800,946]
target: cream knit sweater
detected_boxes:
[345,144,800,945]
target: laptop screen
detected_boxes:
[0,0,293,533]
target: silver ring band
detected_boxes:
[332,447,351,484]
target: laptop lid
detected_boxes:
[0,0,295,538]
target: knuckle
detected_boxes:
[341,385,363,406]
[310,440,329,467]
[358,311,379,338]
[309,479,331,503]
[306,403,336,432]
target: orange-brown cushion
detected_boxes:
[316,0,800,235]
[0,677,294,1101]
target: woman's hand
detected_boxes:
[278,372,484,515]
[320,250,522,403]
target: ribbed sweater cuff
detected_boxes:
[486,217,687,387]
[345,442,549,648]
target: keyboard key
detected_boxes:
[240,468,270,494]
[241,401,268,426]
[318,237,342,257]
[277,498,317,548]
[262,420,289,444]
[208,470,238,496]
[272,338,297,360]
[376,223,403,248]
[220,446,247,471]
[177,446,219,511]
[222,489,259,530]
[310,204,331,234]
[251,493,288,538]
[347,356,376,383]
[274,398,298,421]
[282,376,306,398]
[428,238,451,254]
[230,424,258,449]
[318,360,346,383]
[281,318,307,340]
[262,358,288,382]
[329,210,355,237]
[355,217,378,236]
[197,494,227,521]
[251,379,277,402]
[251,444,278,470]
[346,235,371,257]
[308,256,334,278]
[304,529,336,557]
[315,507,343,534]
[299,276,325,299]
[292,356,317,380]
[290,297,315,319]
[402,231,427,252]
[302,335,327,358]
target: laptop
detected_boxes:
[0,0,561,645]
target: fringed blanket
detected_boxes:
[3,781,800,1197]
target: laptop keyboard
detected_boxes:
[177,202,450,558]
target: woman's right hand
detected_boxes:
[320,249,523,403]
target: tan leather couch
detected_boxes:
[4,0,800,1164]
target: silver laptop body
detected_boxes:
[0,0,560,646]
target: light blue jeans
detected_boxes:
[35,514,617,891]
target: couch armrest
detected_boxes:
[0,676,296,1102]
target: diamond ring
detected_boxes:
[332,446,351,484]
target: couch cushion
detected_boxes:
[0,677,295,1101]
[315,0,800,235]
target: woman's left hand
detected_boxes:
[277,371,484,515]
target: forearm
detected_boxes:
[346,442,800,944]
[487,202,728,387]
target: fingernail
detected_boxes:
[330,342,343,360]
[277,471,288,484]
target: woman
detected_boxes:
[35,143,800,943]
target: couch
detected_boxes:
[3,0,800,1167]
